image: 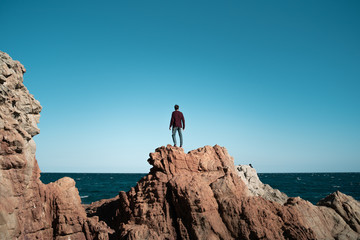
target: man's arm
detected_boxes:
[182,113,185,130]
[169,112,174,130]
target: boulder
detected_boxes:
[236,165,288,204]
[317,191,360,234]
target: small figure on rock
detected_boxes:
[249,164,253,168]
[169,104,185,147]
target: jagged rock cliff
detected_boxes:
[1,51,359,240]
[0,51,111,239]
[87,145,360,240]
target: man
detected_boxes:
[169,104,185,147]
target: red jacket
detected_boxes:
[170,111,185,129]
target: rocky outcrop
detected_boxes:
[88,145,360,239]
[317,191,360,234]
[0,51,111,239]
[236,165,288,204]
[2,50,359,240]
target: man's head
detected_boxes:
[174,104,179,110]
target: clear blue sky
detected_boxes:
[1,0,359,173]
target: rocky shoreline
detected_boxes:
[0,51,111,240]
[1,51,359,239]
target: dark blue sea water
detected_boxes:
[40,172,360,205]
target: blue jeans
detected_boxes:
[172,127,183,147]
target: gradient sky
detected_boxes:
[1,0,359,173]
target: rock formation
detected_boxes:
[0,51,111,239]
[87,145,360,239]
[317,191,360,235]
[236,165,288,204]
[1,50,359,240]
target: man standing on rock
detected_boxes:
[169,104,185,147]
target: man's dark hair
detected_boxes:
[174,104,179,110]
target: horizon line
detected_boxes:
[40,171,360,174]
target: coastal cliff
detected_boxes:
[87,145,360,239]
[1,51,359,239]
[0,51,111,239]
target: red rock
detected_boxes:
[0,51,111,240]
[87,146,312,239]
[2,50,359,240]
[88,144,360,239]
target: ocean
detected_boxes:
[40,172,360,205]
